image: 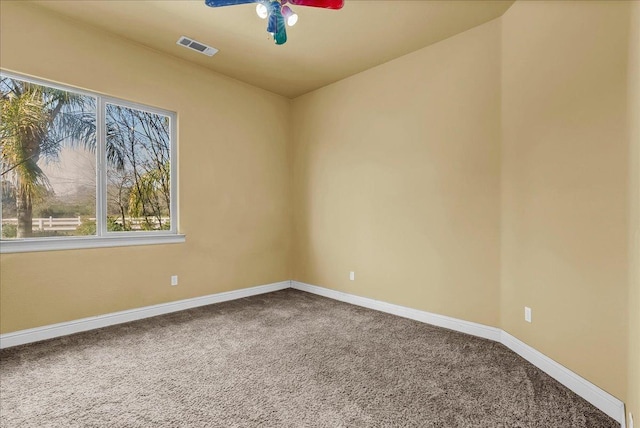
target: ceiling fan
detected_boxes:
[204,0,345,45]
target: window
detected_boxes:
[0,72,182,253]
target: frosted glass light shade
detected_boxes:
[256,3,268,19]
[282,6,298,26]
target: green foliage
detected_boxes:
[128,163,170,217]
[32,185,94,219]
[76,218,96,236]
[1,180,17,217]
[127,163,170,230]
[140,220,155,231]
[1,223,16,238]
[106,216,125,232]
[36,201,93,218]
[0,84,50,204]
[31,230,71,238]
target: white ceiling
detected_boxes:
[30,0,514,98]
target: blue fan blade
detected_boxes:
[267,10,277,33]
[205,0,256,7]
[264,1,286,45]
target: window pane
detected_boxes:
[1,76,96,239]
[105,103,171,232]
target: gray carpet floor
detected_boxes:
[0,289,618,427]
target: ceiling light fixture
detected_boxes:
[281,6,298,27]
[256,3,269,19]
[204,0,344,45]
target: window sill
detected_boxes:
[0,234,186,254]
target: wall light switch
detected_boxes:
[524,306,532,323]
[171,275,178,286]
[349,271,355,281]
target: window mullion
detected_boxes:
[96,97,107,237]
[170,116,177,234]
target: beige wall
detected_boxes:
[500,0,630,400]
[628,0,640,424]
[292,20,502,327]
[0,1,292,333]
[292,0,633,411]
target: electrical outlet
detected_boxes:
[349,271,355,281]
[524,307,532,323]
[629,412,634,428]
[171,275,178,286]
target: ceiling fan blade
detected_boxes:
[288,0,344,10]
[266,2,287,45]
[204,0,256,7]
[273,22,287,45]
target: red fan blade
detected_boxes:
[288,0,344,10]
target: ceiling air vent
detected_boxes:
[176,36,218,57]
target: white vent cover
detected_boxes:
[176,36,218,57]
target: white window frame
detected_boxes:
[0,71,184,253]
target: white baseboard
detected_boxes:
[0,280,290,350]
[290,281,502,341]
[291,281,626,427]
[501,331,626,427]
[0,279,626,427]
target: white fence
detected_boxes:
[2,217,84,231]
[1,217,169,231]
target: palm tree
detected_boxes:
[0,77,96,238]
